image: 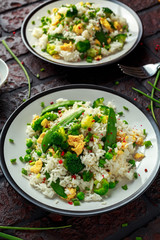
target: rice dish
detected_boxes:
[19,98,149,205]
[31,2,129,63]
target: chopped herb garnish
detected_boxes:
[47,10,51,14]
[31,20,35,25]
[123,120,128,124]
[123,106,129,111]
[122,184,128,190]
[22,168,28,175]
[118,111,123,116]
[121,223,128,227]
[41,102,45,108]
[10,158,17,164]
[9,138,14,143]
[143,129,147,135]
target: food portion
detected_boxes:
[16,98,151,206]
[31,2,129,63]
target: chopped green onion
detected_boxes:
[9,138,14,143]
[121,223,128,227]
[10,158,17,164]
[123,106,129,111]
[2,40,31,98]
[31,20,35,25]
[41,102,45,108]
[118,111,123,116]
[134,172,138,179]
[0,225,72,231]
[123,120,128,124]
[21,168,28,175]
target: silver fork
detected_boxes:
[118,63,160,79]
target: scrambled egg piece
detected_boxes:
[95,39,101,46]
[32,115,39,124]
[52,54,60,59]
[52,8,58,13]
[113,21,122,31]
[134,153,145,160]
[52,13,61,26]
[41,118,50,128]
[37,132,46,144]
[94,55,102,61]
[48,147,55,156]
[66,188,76,201]
[73,23,84,35]
[30,159,43,174]
[60,42,74,52]
[68,134,85,156]
[100,18,113,33]
[136,137,144,145]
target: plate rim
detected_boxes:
[21,0,143,68]
[0,84,159,216]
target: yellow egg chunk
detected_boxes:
[100,18,113,33]
[66,188,76,201]
[113,21,122,31]
[30,159,43,174]
[52,13,61,26]
[73,23,84,35]
[68,134,85,156]
[134,153,145,160]
[41,118,50,128]
[60,42,74,52]
[37,132,46,144]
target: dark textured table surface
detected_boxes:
[0,0,160,240]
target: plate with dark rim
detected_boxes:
[21,0,143,68]
[0,85,159,216]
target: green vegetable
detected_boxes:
[94,179,109,195]
[122,184,128,190]
[123,106,129,111]
[68,122,81,135]
[0,225,71,231]
[2,40,31,98]
[9,138,14,143]
[0,232,23,240]
[66,5,78,17]
[113,34,127,45]
[24,154,31,162]
[121,223,128,227]
[77,192,85,200]
[41,100,83,115]
[48,33,74,42]
[10,158,16,164]
[129,159,136,167]
[92,97,104,108]
[84,132,92,143]
[82,170,93,182]
[144,140,152,148]
[42,109,84,152]
[102,7,114,17]
[87,48,97,58]
[134,172,138,179]
[95,29,108,45]
[109,181,117,189]
[99,158,106,168]
[105,152,113,160]
[76,40,90,53]
[50,178,67,198]
[31,112,58,131]
[64,152,85,174]
[73,200,80,206]
[46,43,57,55]
[45,171,50,179]
[21,168,28,175]
[26,139,33,148]
[123,120,128,124]
[51,128,67,146]
[26,148,32,154]
[104,108,117,151]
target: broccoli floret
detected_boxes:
[64,151,85,174]
[87,48,97,58]
[68,123,81,135]
[51,127,68,149]
[46,43,57,55]
[82,170,93,182]
[81,115,94,129]
[92,97,104,108]
[76,40,90,53]
[31,112,58,131]
[113,34,127,46]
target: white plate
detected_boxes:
[0,59,9,87]
[21,0,143,68]
[0,85,159,216]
